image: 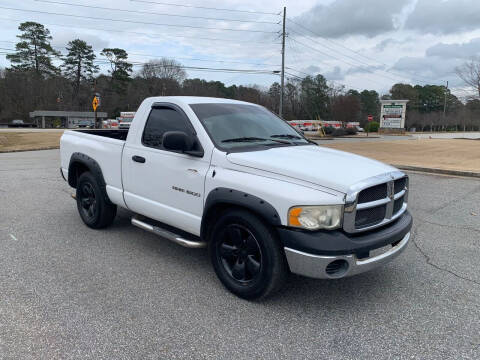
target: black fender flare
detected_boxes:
[68,152,112,204]
[200,187,281,241]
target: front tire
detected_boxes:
[76,171,117,229]
[209,209,287,300]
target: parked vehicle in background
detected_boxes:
[117,111,135,129]
[77,119,94,128]
[60,96,412,299]
[102,119,119,129]
[10,119,26,127]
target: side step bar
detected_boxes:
[131,216,207,249]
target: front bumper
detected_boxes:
[279,211,412,279]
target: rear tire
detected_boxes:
[76,171,116,229]
[209,209,287,300]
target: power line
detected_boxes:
[99,59,280,75]
[286,18,439,84]
[287,37,392,88]
[33,0,280,25]
[288,30,405,83]
[0,6,278,33]
[0,17,278,46]
[284,70,367,92]
[0,48,280,76]
[0,40,280,67]
[288,27,403,83]
[129,0,281,15]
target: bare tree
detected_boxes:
[140,58,186,82]
[456,58,480,97]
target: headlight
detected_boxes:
[288,205,343,230]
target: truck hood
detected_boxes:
[226,145,397,194]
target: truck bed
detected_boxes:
[73,129,129,141]
[60,129,128,208]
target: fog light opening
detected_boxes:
[325,259,349,278]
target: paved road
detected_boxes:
[1,150,479,360]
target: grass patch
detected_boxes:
[0,131,63,152]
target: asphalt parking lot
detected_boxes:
[1,150,479,359]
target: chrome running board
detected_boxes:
[131,216,206,249]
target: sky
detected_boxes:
[1,0,480,99]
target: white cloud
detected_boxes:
[294,0,410,38]
[0,0,479,95]
[405,0,480,34]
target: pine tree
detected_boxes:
[100,48,132,94]
[6,22,60,76]
[62,39,98,98]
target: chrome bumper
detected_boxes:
[284,232,410,279]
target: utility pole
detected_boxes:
[279,6,286,118]
[443,80,448,116]
[443,80,448,132]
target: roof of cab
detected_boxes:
[144,96,255,106]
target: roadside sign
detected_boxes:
[92,96,100,111]
[368,115,373,122]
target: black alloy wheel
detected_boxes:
[79,182,97,221]
[76,171,117,229]
[217,224,262,284]
[209,209,288,300]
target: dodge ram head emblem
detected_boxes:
[387,181,395,200]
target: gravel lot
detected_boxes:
[1,150,479,360]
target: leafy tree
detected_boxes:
[101,48,132,93]
[62,39,98,99]
[415,85,445,113]
[332,94,361,124]
[268,82,281,114]
[359,90,380,122]
[6,22,60,76]
[300,74,330,120]
[390,83,417,102]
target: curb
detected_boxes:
[0,146,59,153]
[395,165,480,178]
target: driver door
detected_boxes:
[122,104,210,236]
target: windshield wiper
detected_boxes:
[221,137,290,144]
[270,134,302,140]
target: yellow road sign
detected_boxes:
[92,96,99,111]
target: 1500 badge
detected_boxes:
[172,186,201,197]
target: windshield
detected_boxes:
[190,103,309,150]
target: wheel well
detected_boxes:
[201,203,278,243]
[68,161,89,188]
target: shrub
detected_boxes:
[366,121,380,132]
[345,127,357,135]
[323,126,334,135]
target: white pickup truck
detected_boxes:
[60,96,412,299]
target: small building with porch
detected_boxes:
[29,110,108,128]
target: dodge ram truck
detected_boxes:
[60,96,412,299]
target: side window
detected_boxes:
[142,107,191,149]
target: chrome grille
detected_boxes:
[343,172,408,233]
[394,177,407,194]
[357,183,387,204]
[355,205,387,228]
[393,195,404,214]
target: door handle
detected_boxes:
[132,155,146,163]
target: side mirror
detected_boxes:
[162,131,193,151]
[162,131,204,157]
